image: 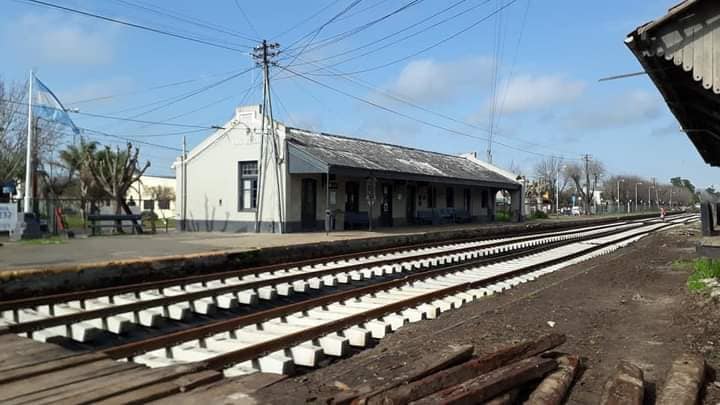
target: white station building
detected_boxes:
[175,105,523,233]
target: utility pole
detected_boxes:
[253,40,283,233]
[583,154,591,215]
[181,135,187,231]
[653,177,659,209]
[23,70,34,215]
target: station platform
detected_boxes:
[697,236,720,258]
[0,213,666,300]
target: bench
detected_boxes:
[344,211,369,229]
[416,209,435,225]
[87,214,143,236]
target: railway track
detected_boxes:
[0,214,697,377]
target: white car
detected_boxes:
[571,206,582,216]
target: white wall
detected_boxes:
[129,175,176,219]
[176,105,289,232]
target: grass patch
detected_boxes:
[671,259,695,271]
[687,258,720,292]
[20,236,66,245]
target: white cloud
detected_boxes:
[3,14,116,66]
[494,74,586,114]
[563,89,664,130]
[385,56,494,104]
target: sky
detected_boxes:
[1,0,717,189]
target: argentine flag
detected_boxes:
[32,74,80,135]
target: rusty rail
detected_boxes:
[0,219,638,314]
[100,221,673,362]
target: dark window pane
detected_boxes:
[143,200,154,210]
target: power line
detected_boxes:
[232,0,261,38]
[1,98,225,129]
[496,0,531,129]
[271,0,343,40]
[301,0,519,77]
[119,67,254,120]
[111,0,260,43]
[19,0,253,53]
[283,0,425,57]
[279,65,579,160]
[81,128,184,152]
[289,55,579,157]
[284,0,480,69]
[281,0,364,68]
[67,68,251,107]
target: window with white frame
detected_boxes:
[238,161,258,210]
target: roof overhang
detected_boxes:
[626,0,720,166]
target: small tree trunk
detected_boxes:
[114,195,124,233]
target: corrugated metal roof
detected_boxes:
[626,0,720,166]
[286,128,518,187]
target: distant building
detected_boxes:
[128,175,176,219]
[175,105,523,233]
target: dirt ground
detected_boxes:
[251,223,720,404]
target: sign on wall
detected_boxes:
[0,202,18,232]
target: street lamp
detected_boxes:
[616,179,624,213]
[635,182,642,212]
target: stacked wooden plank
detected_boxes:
[326,333,583,405]
[0,334,221,404]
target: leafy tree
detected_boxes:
[59,139,103,226]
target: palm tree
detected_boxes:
[59,138,98,228]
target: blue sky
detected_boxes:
[2,0,716,189]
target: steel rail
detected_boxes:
[192,220,693,371]
[3,228,609,338]
[98,220,671,361]
[0,219,645,313]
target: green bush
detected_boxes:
[532,211,549,219]
[687,258,720,292]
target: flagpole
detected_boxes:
[23,70,34,214]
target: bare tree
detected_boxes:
[564,159,606,214]
[533,157,569,211]
[0,79,66,191]
[146,185,175,202]
[86,143,150,232]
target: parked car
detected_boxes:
[571,206,582,216]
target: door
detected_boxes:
[301,178,317,230]
[345,182,359,213]
[406,185,416,224]
[380,183,393,227]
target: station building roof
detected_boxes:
[286,127,520,189]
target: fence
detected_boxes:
[7,198,177,235]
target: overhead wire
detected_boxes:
[278,65,579,160]
[284,0,480,69]
[299,0,520,77]
[280,0,364,68]
[0,98,224,129]
[18,0,254,53]
[67,68,252,107]
[271,0,343,40]
[495,0,531,130]
[110,0,260,43]
[282,0,425,58]
[232,0,261,38]
[290,56,581,157]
